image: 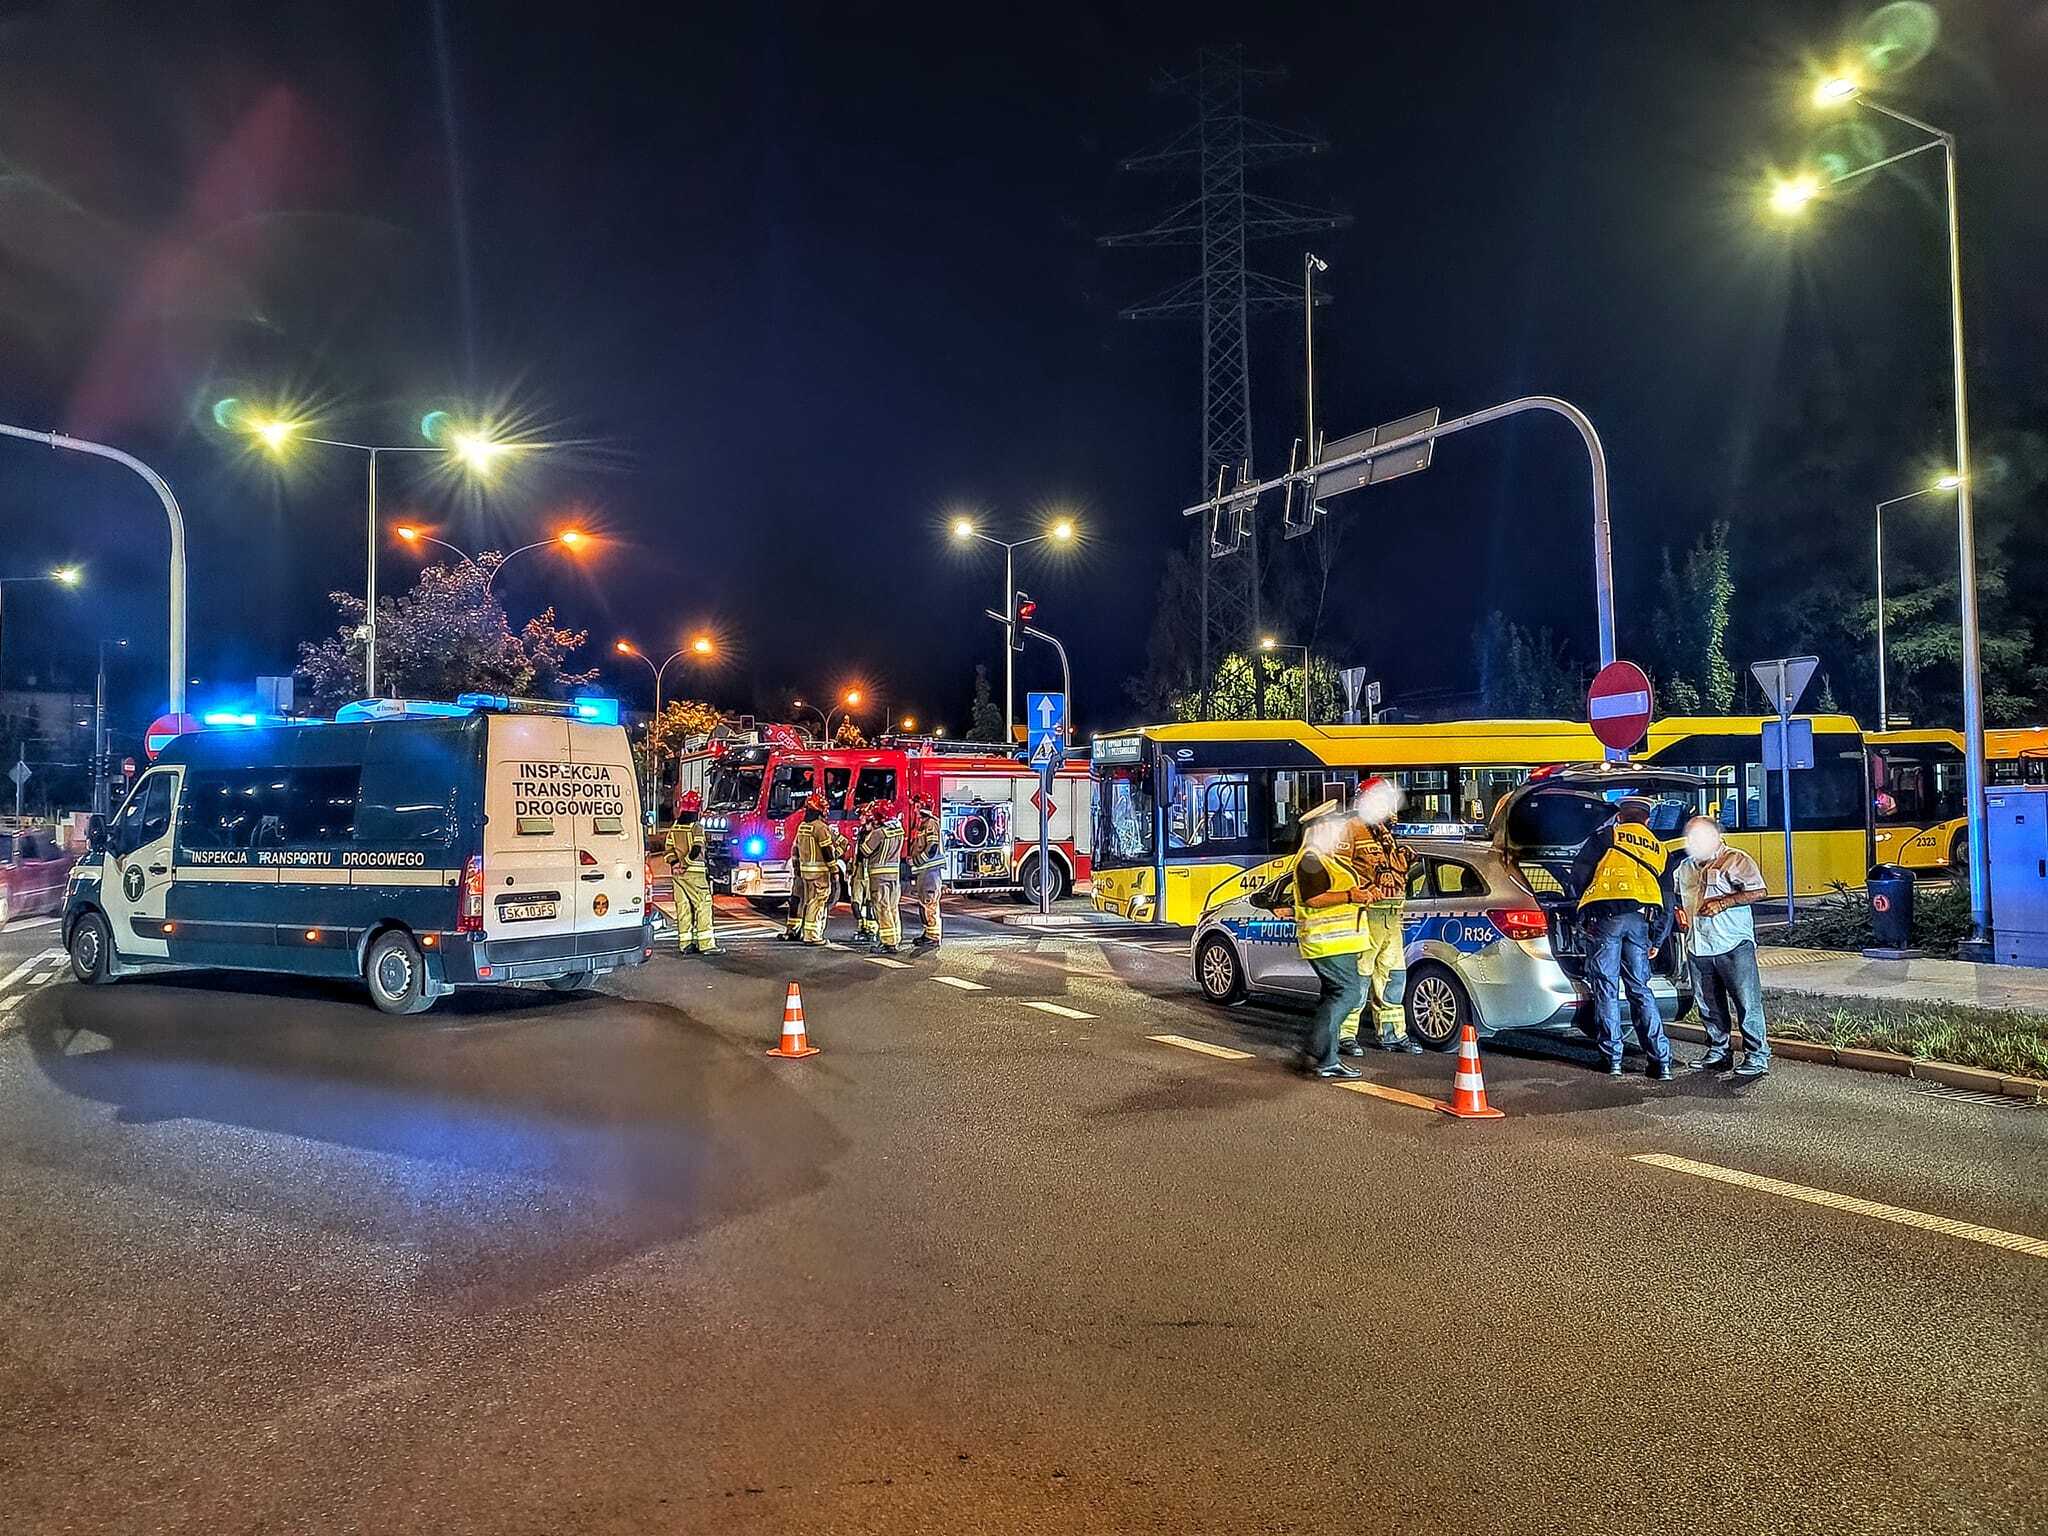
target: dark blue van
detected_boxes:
[63,697,650,1013]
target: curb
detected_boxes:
[1665,1019,2046,1102]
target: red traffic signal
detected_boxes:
[1012,591,1036,649]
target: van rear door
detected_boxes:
[566,721,643,935]
[484,715,579,947]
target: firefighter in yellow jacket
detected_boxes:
[1572,796,1678,1080]
[1338,776,1420,1055]
[861,804,907,955]
[662,790,717,955]
[907,795,945,949]
[792,793,837,945]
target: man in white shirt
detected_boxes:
[1674,814,1772,1078]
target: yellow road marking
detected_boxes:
[1022,1001,1094,1020]
[1336,1080,1442,1112]
[1631,1153,2048,1260]
[1148,1033,1253,1061]
[931,975,988,991]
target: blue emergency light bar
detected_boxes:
[453,692,621,725]
[334,698,476,723]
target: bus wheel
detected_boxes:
[1405,964,1469,1051]
[1949,833,1969,877]
[69,910,114,985]
[365,930,434,1016]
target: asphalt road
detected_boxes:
[2,900,2043,1534]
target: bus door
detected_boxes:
[567,721,645,935]
[101,767,182,959]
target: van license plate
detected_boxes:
[500,900,559,923]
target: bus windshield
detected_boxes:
[1095,769,1155,868]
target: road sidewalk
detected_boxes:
[1757,945,2048,1014]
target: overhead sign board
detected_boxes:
[1587,661,1654,753]
[1303,407,1441,523]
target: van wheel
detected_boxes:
[545,972,593,994]
[1405,964,1469,1051]
[69,910,114,984]
[1195,934,1247,1006]
[365,930,434,1016]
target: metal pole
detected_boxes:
[364,448,379,699]
[1942,138,1991,952]
[0,424,187,715]
[94,642,108,819]
[1023,623,1070,914]
[1304,253,1324,469]
[1779,662,1796,928]
[1003,543,1014,743]
[1873,500,1888,730]
[650,666,664,823]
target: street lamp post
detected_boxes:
[1260,636,1311,721]
[617,636,714,819]
[93,636,128,819]
[1795,77,1990,950]
[1871,477,1961,729]
[825,689,863,743]
[396,525,589,593]
[0,424,186,714]
[949,515,1077,741]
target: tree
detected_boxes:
[1473,611,1581,717]
[645,698,724,762]
[1650,521,1736,715]
[965,664,1004,743]
[294,555,599,716]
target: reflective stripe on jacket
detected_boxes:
[795,819,836,876]
[1577,821,1667,909]
[861,818,905,870]
[1346,825,1412,904]
[1293,850,1374,958]
[664,823,708,874]
[909,815,944,873]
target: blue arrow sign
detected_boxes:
[1025,691,1066,768]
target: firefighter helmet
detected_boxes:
[677,790,703,815]
[804,792,828,814]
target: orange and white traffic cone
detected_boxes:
[1435,1023,1505,1119]
[767,981,820,1059]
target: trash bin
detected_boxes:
[1867,864,1915,950]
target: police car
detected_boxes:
[62,695,651,1014]
[1189,767,1702,1049]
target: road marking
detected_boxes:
[931,975,988,991]
[864,955,913,970]
[1337,1080,1442,1112]
[1631,1153,2048,1261]
[1021,1001,1095,1019]
[0,949,62,995]
[1,915,59,933]
[1149,1033,1254,1061]
[0,994,19,1013]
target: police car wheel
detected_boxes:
[1195,934,1246,1006]
[69,910,113,985]
[365,930,434,1016]
[1404,964,1468,1050]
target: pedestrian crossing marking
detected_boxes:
[0,949,61,995]
[864,956,913,970]
[1337,1081,1441,1112]
[931,976,989,991]
[1021,1001,1094,1020]
[1631,1153,2048,1261]
[1148,1034,1253,1061]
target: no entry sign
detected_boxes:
[1587,661,1654,753]
[144,713,200,760]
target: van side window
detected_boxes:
[854,768,897,806]
[113,772,175,853]
[183,768,286,850]
[282,766,363,845]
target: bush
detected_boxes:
[1771,878,1970,959]
[1762,993,2048,1078]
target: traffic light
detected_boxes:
[1012,591,1036,650]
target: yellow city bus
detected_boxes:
[1867,727,2048,874]
[1089,715,1871,925]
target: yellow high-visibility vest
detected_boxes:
[1577,821,1668,908]
[1293,851,1373,958]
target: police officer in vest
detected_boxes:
[861,803,907,955]
[663,790,718,955]
[1573,796,1678,1079]
[1282,799,1371,1080]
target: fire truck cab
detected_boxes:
[697,738,1092,908]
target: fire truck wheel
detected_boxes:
[1016,854,1067,906]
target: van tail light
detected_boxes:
[458,855,485,933]
[578,848,598,866]
[1489,906,1549,942]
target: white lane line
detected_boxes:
[1149,1033,1254,1061]
[1021,1001,1095,1020]
[1632,1153,2048,1261]
[0,994,19,1013]
[0,949,62,994]
[2,916,59,933]
[931,975,989,992]
[1338,1080,1441,1112]
[864,956,913,970]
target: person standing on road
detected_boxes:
[862,803,907,955]
[1675,814,1772,1079]
[850,801,881,949]
[1280,799,1369,1081]
[663,791,718,956]
[1572,797,1678,1080]
[1339,776,1420,1056]
[792,794,837,945]
[908,794,945,950]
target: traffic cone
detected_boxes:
[767,981,820,1059]
[1435,1024,1505,1119]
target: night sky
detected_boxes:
[1,0,2043,743]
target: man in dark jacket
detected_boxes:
[1571,797,1678,1080]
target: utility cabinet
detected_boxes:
[1987,786,2048,968]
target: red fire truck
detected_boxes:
[697,738,1092,908]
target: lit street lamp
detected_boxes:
[221,403,525,698]
[1774,73,1990,950]
[617,635,717,818]
[1871,475,1962,729]
[0,565,83,688]
[826,687,863,742]
[395,525,590,593]
[1259,635,1311,722]
[949,513,1077,741]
